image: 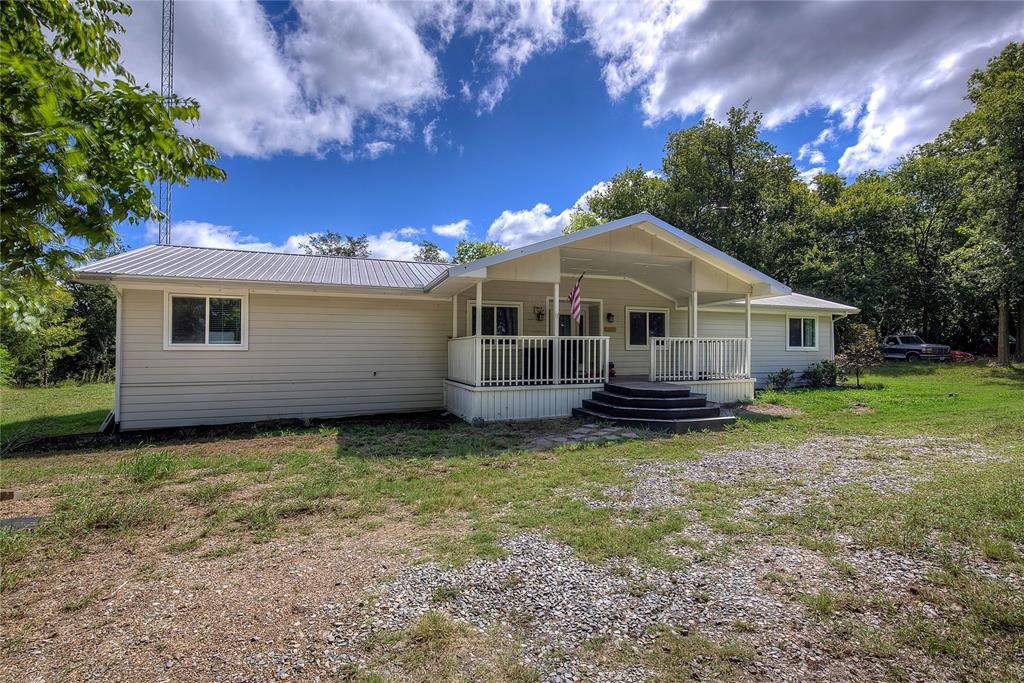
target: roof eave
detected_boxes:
[71,271,444,296]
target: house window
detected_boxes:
[787,316,818,351]
[470,303,520,336]
[625,308,668,350]
[166,293,247,349]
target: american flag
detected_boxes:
[569,273,584,323]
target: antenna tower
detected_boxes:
[157,0,175,244]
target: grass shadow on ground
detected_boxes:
[1,409,111,448]
[1,382,115,449]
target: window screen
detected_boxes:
[649,312,666,339]
[803,318,816,348]
[209,297,242,344]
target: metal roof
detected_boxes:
[74,244,450,290]
[726,293,860,313]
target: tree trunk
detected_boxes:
[1016,297,1024,362]
[996,291,1010,366]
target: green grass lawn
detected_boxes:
[1,363,1021,681]
[0,382,113,444]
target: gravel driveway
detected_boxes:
[242,435,1019,682]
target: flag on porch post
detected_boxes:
[569,272,585,323]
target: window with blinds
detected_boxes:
[787,316,818,350]
[168,294,245,348]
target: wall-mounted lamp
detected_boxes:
[605,312,615,324]
[534,306,546,322]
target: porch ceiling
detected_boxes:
[559,247,706,304]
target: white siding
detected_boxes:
[444,381,596,421]
[698,311,835,385]
[665,379,755,403]
[455,277,688,377]
[118,289,450,430]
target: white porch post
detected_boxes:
[451,294,458,338]
[552,281,560,385]
[744,292,752,377]
[474,281,483,385]
[690,290,699,381]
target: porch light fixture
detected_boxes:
[534,306,546,322]
[606,312,615,323]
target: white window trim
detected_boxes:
[466,300,523,337]
[786,315,819,351]
[625,306,670,351]
[545,297,604,336]
[164,291,249,350]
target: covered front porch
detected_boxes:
[429,216,779,422]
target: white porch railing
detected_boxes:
[447,336,609,387]
[650,337,751,382]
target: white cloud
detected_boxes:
[117,0,444,157]
[487,203,574,248]
[151,220,312,252]
[367,231,425,260]
[114,1,1022,175]
[363,141,395,159]
[798,167,826,185]
[486,181,617,248]
[461,0,570,113]
[423,118,438,152]
[432,219,471,239]
[152,220,433,260]
[576,1,1024,173]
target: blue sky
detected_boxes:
[113,1,1022,260]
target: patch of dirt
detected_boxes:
[0,493,55,521]
[0,516,442,683]
[739,403,804,418]
[850,403,874,414]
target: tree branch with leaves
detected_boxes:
[1,0,226,327]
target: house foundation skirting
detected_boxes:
[443,380,600,422]
[443,377,754,423]
[664,378,755,404]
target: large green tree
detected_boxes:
[0,286,84,386]
[452,240,506,264]
[301,232,371,258]
[943,43,1024,364]
[660,104,806,274]
[414,240,448,263]
[889,149,966,340]
[1,0,225,326]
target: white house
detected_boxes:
[74,214,858,431]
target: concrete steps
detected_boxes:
[572,381,736,433]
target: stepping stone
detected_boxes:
[0,516,42,531]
